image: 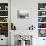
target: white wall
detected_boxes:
[11,0,46,46]
[11,0,46,30]
[11,0,38,30]
[11,0,38,45]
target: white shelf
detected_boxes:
[38,16,46,17]
[38,22,46,23]
[0,10,8,11]
[38,28,46,29]
[38,10,46,11]
[0,22,8,23]
[0,16,8,17]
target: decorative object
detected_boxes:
[40,8,44,10]
[5,6,8,10]
[42,12,45,15]
[0,17,8,22]
[0,3,8,10]
[38,23,46,28]
[38,17,46,22]
[11,23,16,30]
[0,11,8,16]
[38,3,46,10]
[29,25,35,30]
[0,6,1,10]
[39,29,46,37]
[17,10,29,19]
[0,23,8,37]
[15,35,32,46]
